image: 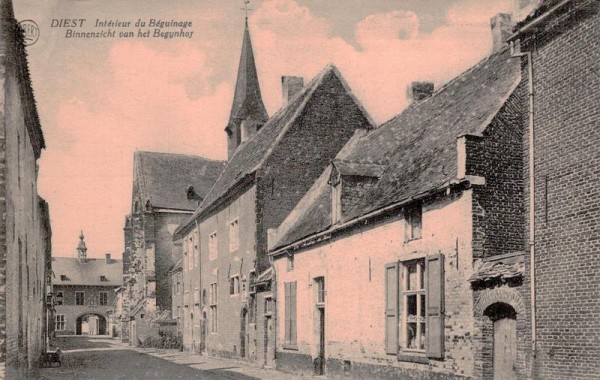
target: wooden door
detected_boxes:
[317,308,325,375]
[493,317,517,380]
[265,316,274,366]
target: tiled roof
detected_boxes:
[469,257,525,284]
[515,0,564,29]
[332,159,385,178]
[176,64,371,238]
[135,151,226,211]
[170,259,183,273]
[272,47,521,251]
[346,47,521,218]
[52,256,123,286]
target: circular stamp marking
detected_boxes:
[18,20,40,46]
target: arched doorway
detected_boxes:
[76,313,107,335]
[240,308,248,358]
[484,303,517,380]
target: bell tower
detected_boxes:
[225,13,269,159]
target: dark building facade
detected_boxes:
[122,151,225,342]
[509,1,600,379]
[0,0,51,377]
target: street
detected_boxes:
[35,337,300,380]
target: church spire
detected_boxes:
[225,11,268,159]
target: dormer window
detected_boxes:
[100,275,108,282]
[60,275,67,281]
[405,202,423,241]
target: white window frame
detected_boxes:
[55,314,66,331]
[400,258,426,352]
[229,274,240,296]
[75,291,85,306]
[229,219,239,252]
[55,291,64,305]
[99,291,109,306]
[405,203,423,241]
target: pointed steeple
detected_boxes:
[225,18,268,159]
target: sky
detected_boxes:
[13,0,521,259]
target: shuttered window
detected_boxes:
[284,281,297,347]
[385,263,399,354]
[385,254,444,360]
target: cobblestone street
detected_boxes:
[35,337,302,380]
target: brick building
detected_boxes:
[268,18,530,379]
[173,18,373,366]
[0,0,52,377]
[52,232,122,336]
[122,151,224,341]
[507,1,600,378]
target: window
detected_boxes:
[193,229,199,268]
[385,254,444,359]
[284,281,297,347]
[331,181,342,224]
[99,291,108,306]
[177,306,181,326]
[60,275,67,281]
[265,297,274,315]
[229,219,239,252]
[55,291,64,305]
[315,277,325,305]
[229,275,240,295]
[194,288,200,305]
[75,291,85,306]
[287,254,294,271]
[99,275,108,282]
[177,273,181,294]
[55,315,66,331]
[210,282,218,332]
[405,203,422,241]
[184,290,190,307]
[187,236,194,270]
[209,232,218,260]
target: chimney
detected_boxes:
[282,76,304,105]
[105,253,111,263]
[407,81,434,102]
[491,13,513,53]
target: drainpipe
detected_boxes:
[195,219,201,355]
[510,41,536,364]
[268,252,278,367]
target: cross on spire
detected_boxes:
[241,0,252,21]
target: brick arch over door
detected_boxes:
[474,287,525,316]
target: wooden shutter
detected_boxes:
[385,262,399,354]
[426,254,445,359]
[285,282,291,343]
[291,281,297,344]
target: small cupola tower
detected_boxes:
[77,231,88,261]
[225,15,269,159]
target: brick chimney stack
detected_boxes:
[491,13,513,53]
[407,81,434,102]
[282,76,304,105]
[105,253,111,263]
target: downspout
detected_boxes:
[510,41,536,364]
[268,252,278,367]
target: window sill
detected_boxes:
[282,343,298,351]
[397,353,429,364]
[404,237,422,244]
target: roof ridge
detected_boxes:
[136,150,226,163]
